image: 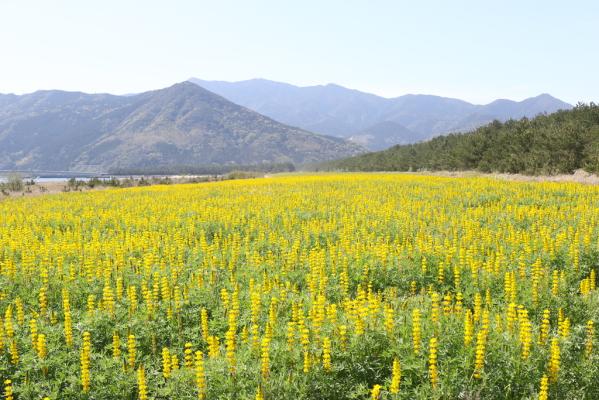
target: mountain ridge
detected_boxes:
[0,82,364,172]
[189,78,572,149]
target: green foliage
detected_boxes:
[323,104,599,175]
[225,171,264,180]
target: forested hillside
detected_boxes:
[322,104,599,174]
[0,82,362,172]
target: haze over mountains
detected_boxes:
[0,82,362,172]
[190,78,573,150]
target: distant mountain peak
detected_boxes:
[524,93,571,107]
[156,81,210,95]
[170,80,197,88]
[535,93,556,99]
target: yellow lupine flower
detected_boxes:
[162,347,171,378]
[473,331,486,379]
[29,318,38,347]
[62,289,73,347]
[539,374,549,400]
[36,333,47,359]
[539,310,550,345]
[428,337,439,388]
[3,379,14,400]
[255,386,264,400]
[9,340,19,365]
[371,384,382,399]
[390,357,401,394]
[549,338,560,383]
[14,298,24,326]
[412,308,422,354]
[137,366,148,400]
[384,304,394,335]
[339,325,347,350]
[431,292,440,324]
[519,308,532,359]
[112,332,121,358]
[81,331,91,392]
[4,306,14,339]
[200,308,209,341]
[195,351,207,399]
[322,336,332,372]
[184,342,194,367]
[127,335,137,370]
[585,320,594,358]
[260,337,270,379]
[303,349,310,373]
[464,310,474,346]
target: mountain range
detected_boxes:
[0,82,362,172]
[0,78,574,173]
[190,78,573,150]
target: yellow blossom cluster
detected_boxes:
[0,174,597,399]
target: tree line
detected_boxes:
[109,162,296,176]
[320,103,599,175]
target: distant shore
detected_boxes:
[0,172,263,200]
[3,169,599,201]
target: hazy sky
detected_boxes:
[1,0,597,104]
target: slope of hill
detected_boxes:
[347,121,421,150]
[190,78,388,137]
[320,104,599,175]
[190,78,572,149]
[0,82,363,172]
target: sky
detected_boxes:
[0,0,597,104]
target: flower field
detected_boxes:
[0,174,597,399]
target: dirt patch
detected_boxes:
[0,181,108,201]
[0,175,227,201]
[417,169,599,185]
